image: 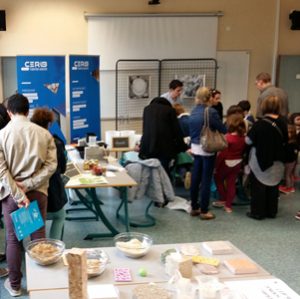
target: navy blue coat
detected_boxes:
[178,114,190,138]
[189,104,226,145]
[47,135,68,213]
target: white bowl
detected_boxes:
[26,238,65,266]
[85,249,109,278]
[114,232,153,258]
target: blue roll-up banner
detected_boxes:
[69,55,101,142]
[16,55,66,143]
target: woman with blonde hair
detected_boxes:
[189,87,226,220]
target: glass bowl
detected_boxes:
[85,248,109,278]
[26,238,65,266]
[114,232,153,258]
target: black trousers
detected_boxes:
[250,172,279,218]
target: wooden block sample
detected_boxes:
[67,248,88,299]
[178,257,193,278]
[165,253,193,279]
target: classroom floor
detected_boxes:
[0,185,299,298]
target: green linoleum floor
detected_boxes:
[0,187,300,298]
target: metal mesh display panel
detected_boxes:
[115,58,217,132]
[160,59,217,113]
[116,60,160,132]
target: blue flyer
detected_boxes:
[10,200,44,241]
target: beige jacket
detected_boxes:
[0,115,57,204]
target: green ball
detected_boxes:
[138,267,147,277]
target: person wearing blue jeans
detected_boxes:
[189,87,226,220]
[190,155,216,214]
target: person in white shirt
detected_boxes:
[161,79,184,105]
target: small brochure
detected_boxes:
[66,174,108,187]
[10,200,44,241]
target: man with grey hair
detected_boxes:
[255,72,289,119]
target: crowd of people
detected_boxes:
[0,72,299,297]
[139,73,300,221]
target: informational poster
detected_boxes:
[17,55,66,115]
[16,55,66,143]
[69,55,100,142]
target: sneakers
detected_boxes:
[190,209,201,217]
[190,210,216,220]
[200,211,216,220]
[295,211,300,220]
[279,185,295,194]
[224,206,233,213]
[0,268,8,278]
[4,278,22,297]
[212,201,225,208]
[184,171,191,190]
[154,200,169,208]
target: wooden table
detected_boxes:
[65,166,137,240]
[26,241,272,298]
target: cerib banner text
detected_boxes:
[69,55,101,142]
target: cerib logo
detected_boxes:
[21,61,48,72]
[72,60,89,71]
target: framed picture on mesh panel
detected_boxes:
[128,75,150,99]
[176,74,206,99]
[112,136,130,148]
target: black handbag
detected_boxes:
[200,107,228,153]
